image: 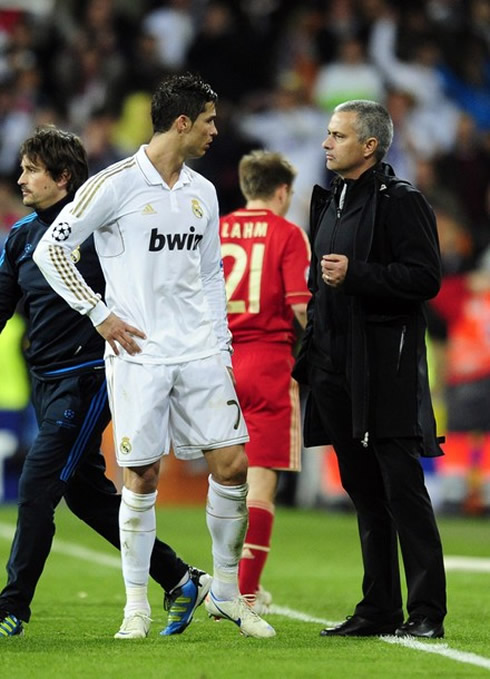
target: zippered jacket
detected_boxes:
[293,162,444,456]
[0,195,105,379]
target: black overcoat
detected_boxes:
[293,163,444,457]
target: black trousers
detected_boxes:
[0,370,187,622]
[309,366,446,623]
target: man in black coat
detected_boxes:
[293,100,446,638]
[0,126,210,639]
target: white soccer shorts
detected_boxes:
[105,353,249,467]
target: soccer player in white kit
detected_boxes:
[34,73,275,640]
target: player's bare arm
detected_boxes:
[291,303,308,329]
[96,312,146,356]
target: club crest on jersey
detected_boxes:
[70,246,81,264]
[119,437,132,455]
[149,227,203,251]
[191,199,204,219]
[52,222,71,242]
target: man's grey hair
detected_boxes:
[334,100,394,161]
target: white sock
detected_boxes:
[206,474,248,600]
[119,486,157,616]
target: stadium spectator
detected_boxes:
[428,202,490,513]
[82,108,124,175]
[367,7,461,156]
[435,112,490,255]
[185,1,267,104]
[313,35,385,114]
[239,72,326,231]
[0,124,211,639]
[220,150,311,612]
[292,99,447,638]
[34,74,276,641]
[141,0,195,72]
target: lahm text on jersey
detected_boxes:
[220,221,268,239]
[149,227,203,251]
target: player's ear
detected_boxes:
[57,169,71,190]
[176,114,192,133]
[364,137,378,160]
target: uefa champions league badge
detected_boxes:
[51,222,72,242]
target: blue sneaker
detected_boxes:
[0,612,24,638]
[160,567,212,636]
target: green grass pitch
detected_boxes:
[0,504,489,678]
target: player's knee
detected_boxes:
[209,445,248,485]
[123,461,160,493]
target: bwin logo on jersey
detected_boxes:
[149,227,203,252]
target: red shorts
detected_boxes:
[231,342,301,471]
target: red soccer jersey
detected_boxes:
[220,208,311,345]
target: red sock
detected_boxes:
[239,501,274,596]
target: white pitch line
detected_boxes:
[270,608,490,672]
[1,521,490,671]
[0,522,121,567]
[444,556,490,572]
[383,636,490,671]
[270,605,337,627]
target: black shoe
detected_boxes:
[320,614,400,637]
[395,616,444,639]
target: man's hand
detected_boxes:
[321,254,349,288]
[96,312,146,355]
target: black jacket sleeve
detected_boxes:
[343,187,441,302]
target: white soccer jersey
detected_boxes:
[34,145,232,365]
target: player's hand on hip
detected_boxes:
[321,254,349,288]
[96,312,146,355]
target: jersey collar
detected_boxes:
[136,145,192,189]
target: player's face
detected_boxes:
[185,101,218,159]
[18,155,66,211]
[322,111,374,180]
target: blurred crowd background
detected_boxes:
[0,0,489,513]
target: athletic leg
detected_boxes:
[233,342,300,605]
[65,450,188,592]
[113,462,159,639]
[203,445,275,638]
[204,445,249,601]
[239,466,277,604]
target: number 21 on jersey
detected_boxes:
[222,243,265,314]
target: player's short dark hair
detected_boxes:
[239,150,297,201]
[20,125,88,194]
[151,72,218,133]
